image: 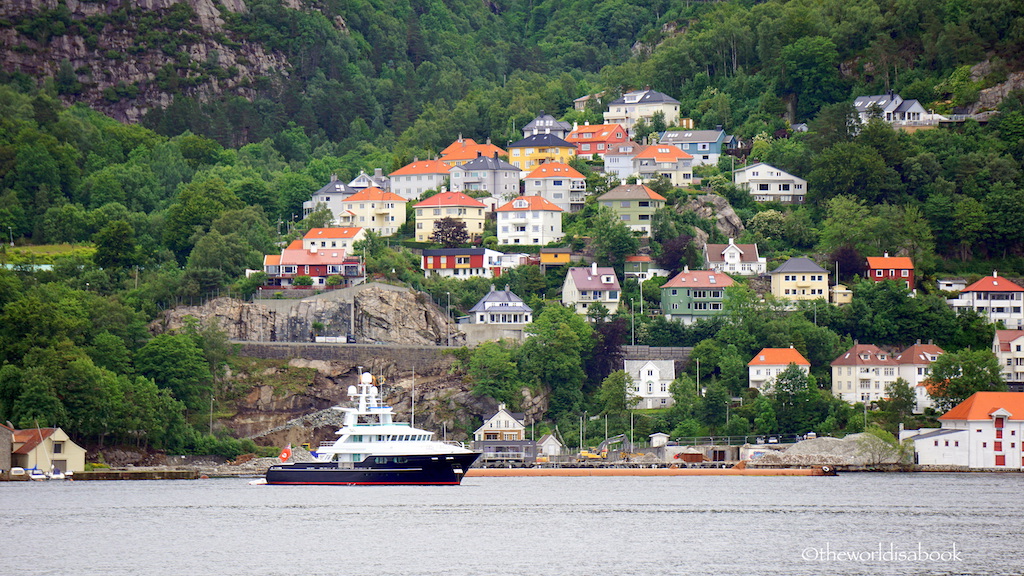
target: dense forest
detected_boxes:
[1,0,1023,455]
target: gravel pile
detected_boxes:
[752,433,901,467]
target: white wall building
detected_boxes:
[831,343,899,404]
[895,341,944,413]
[703,238,767,276]
[947,272,1024,329]
[747,347,810,392]
[734,162,807,204]
[902,392,1024,469]
[495,195,564,246]
[625,359,675,409]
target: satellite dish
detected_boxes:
[361,372,373,385]
[347,385,357,397]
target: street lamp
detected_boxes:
[639,275,646,316]
[630,298,635,346]
[7,226,12,247]
[446,291,451,346]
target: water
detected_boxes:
[1,473,1020,575]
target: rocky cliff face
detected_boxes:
[153,285,462,346]
[679,193,745,246]
[1,0,291,123]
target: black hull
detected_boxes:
[265,453,480,485]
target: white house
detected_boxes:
[703,238,767,276]
[853,92,946,127]
[448,154,521,200]
[388,158,450,201]
[830,342,899,404]
[993,330,1024,389]
[602,141,642,181]
[895,341,944,413]
[495,195,564,246]
[522,162,587,213]
[473,403,526,442]
[603,88,681,136]
[625,359,675,409]
[947,272,1024,329]
[902,392,1024,469]
[747,347,810,392]
[302,175,353,219]
[562,263,621,316]
[469,286,533,325]
[733,162,807,204]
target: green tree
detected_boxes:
[597,370,637,415]
[134,333,213,414]
[468,341,520,406]
[92,220,138,271]
[926,349,1006,412]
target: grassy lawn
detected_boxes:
[2,243,95,264]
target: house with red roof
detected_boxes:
[660,266,735,324]
[263,230,365,288]
[562,263,622,316]
[902,391,1024,469]
[523,162,587,212]
[631,144,694,186]
[947,272,1024,328]
[703,238,767,276]
[830,342,900,404]
[992,330,1024,391]
[895,341,945,413]
[866,253,915,289]
[413,191,488,243]
[565,123,629,158]
[747,347,811,392]
[388,158,450,201]
[495,195,563,246]
[4,425,86,475]
[337,188,407,236]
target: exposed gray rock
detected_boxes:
[678,193,745,240]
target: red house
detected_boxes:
[866,253,914,289]
[262,239,364,289]
[420,248,504,279]
[565,123,629,158]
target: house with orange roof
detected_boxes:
[495,195,563,246]
[992,330,1024,390]
[507,133,576,173]
[947,272,1024,328]
[336,187,407,236]
[660,266,735,324]
[831,342,900,404]
[5,426,86,475]
[523,162,587,212]
[263,232,365,288]
[902,391,1024,469]
[895,341,945,413]
[440,137,507,167]
[597,184,666,236]
[866,253,915,289]
[562,263,622,316]
[389,158,450,201]
[413,191,488,242]
[747,347,811,392]
[565,123,629,158]
[703,238,767,276]
[631,144,694,186]
[449,154,521,200]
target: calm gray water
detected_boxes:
[1,473,1020,575]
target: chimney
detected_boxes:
[884,252,889,258]
[994,270,999,278]
[683,265,689,274]
[374,168,382,178]
[591,262,598,276]
[728,237,735,245]
[486,137,492,145]
[493,152,499,159]
[477,151,482,158]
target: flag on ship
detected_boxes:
[278,444,292,462]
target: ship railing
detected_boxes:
[443,440,467,449]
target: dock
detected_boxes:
[467,466,835,477]
[71,469,200,481]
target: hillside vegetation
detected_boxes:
[0,0,1023,455]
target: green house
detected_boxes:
[660,267,735,324]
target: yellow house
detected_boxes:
[9,426,87,474]
[338,187,408,237]
[770,257,829,301]
[413,191,488,242]
[507,133,576,173]
[540,247,572,266]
